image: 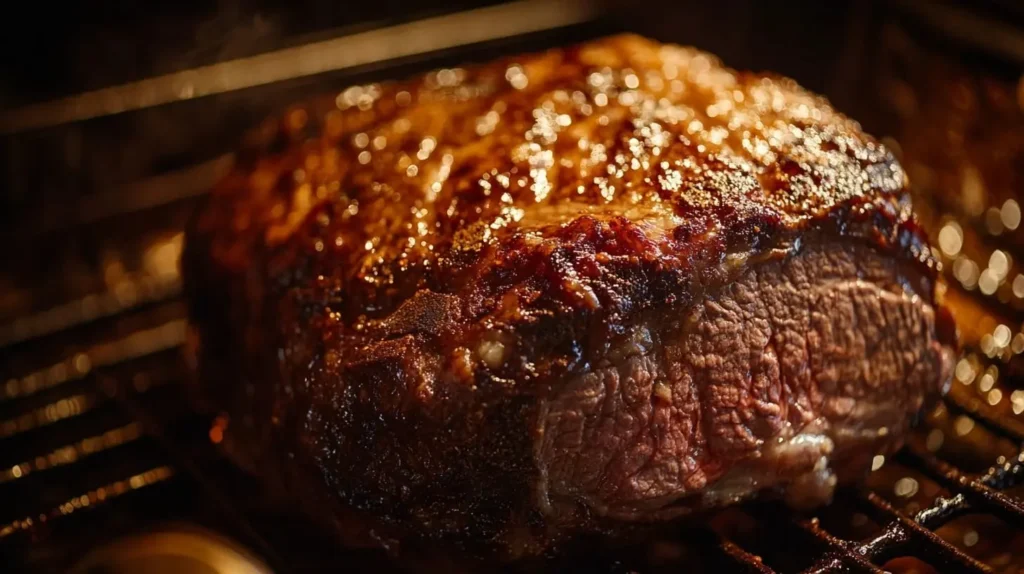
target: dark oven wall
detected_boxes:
[0,0,863,107]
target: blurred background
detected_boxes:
[0,1,1022,572]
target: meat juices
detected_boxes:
[183,34,956,557]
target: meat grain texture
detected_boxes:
[183,34,956,558]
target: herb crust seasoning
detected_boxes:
[184,34,956,558]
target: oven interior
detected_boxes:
[1,1,1023,572]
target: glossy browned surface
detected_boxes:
[190,33,934,319]
[183,34,953,559]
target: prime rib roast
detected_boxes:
[182,34,957,560]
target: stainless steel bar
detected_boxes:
[0,0,602,134]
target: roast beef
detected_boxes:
[182,34,956,558]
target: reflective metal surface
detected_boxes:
[71,527,274,574]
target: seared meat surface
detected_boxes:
[183,34,955,557]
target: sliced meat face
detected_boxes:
[536,242,952,520]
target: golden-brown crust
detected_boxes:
[183,34,950,557]
[192,33,930,319]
